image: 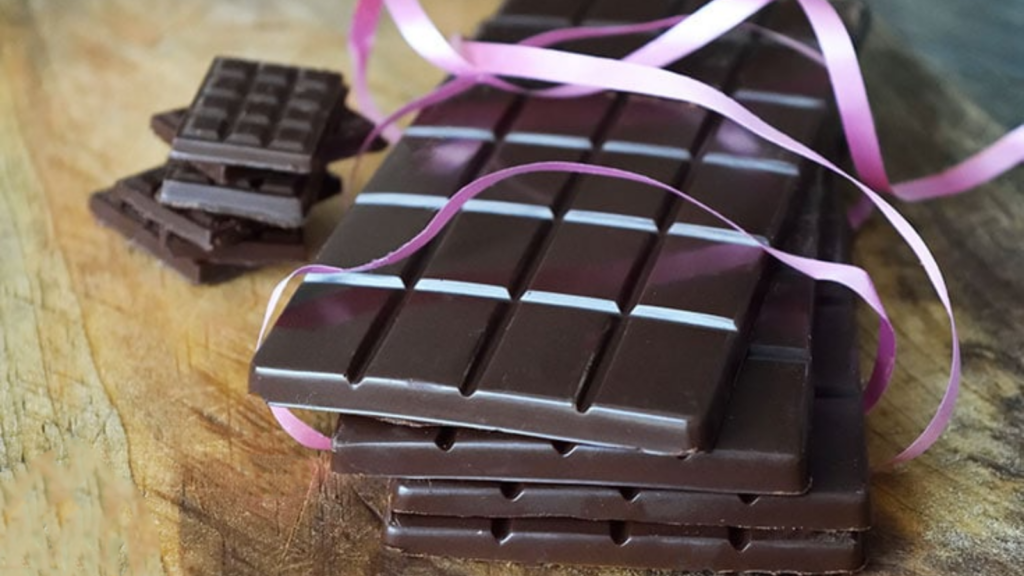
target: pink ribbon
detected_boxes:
[255,0,1024,465]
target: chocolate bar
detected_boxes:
[383,514,865,574]
[169,57,346,173]
[89,191,244,284]
[388,396,868,530]
[158,161,336,228]
[251,0,843,454]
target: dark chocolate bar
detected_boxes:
[89,191,244,284]
[388,397,869,530]
[383,513,865,574]
[158,161,336,228]
[110,165,254,251]
[150,108,185,144]
[112,164,342,265]
[169,57,346,173]
[251,0,843,453]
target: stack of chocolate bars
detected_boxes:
[251,0,871,572]
[90,57,384,284]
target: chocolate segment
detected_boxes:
[89,191,245,284]
[169,58,346,173]
[383,513,865,574]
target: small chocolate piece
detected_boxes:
[383,513,865,574]
[150,108,185,144]
[89,191,244,284]
[168,174,342,266]
[158,162,337,228]
[170,57,346,173]
[152,105,386,177]
[107,165,340,266]
[110,165,254,251]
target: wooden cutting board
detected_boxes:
[1,0,1021,574]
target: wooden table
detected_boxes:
[1,1,1022,574]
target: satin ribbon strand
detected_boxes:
[258,162,898,457]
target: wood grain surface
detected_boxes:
[1,1,1022,574]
